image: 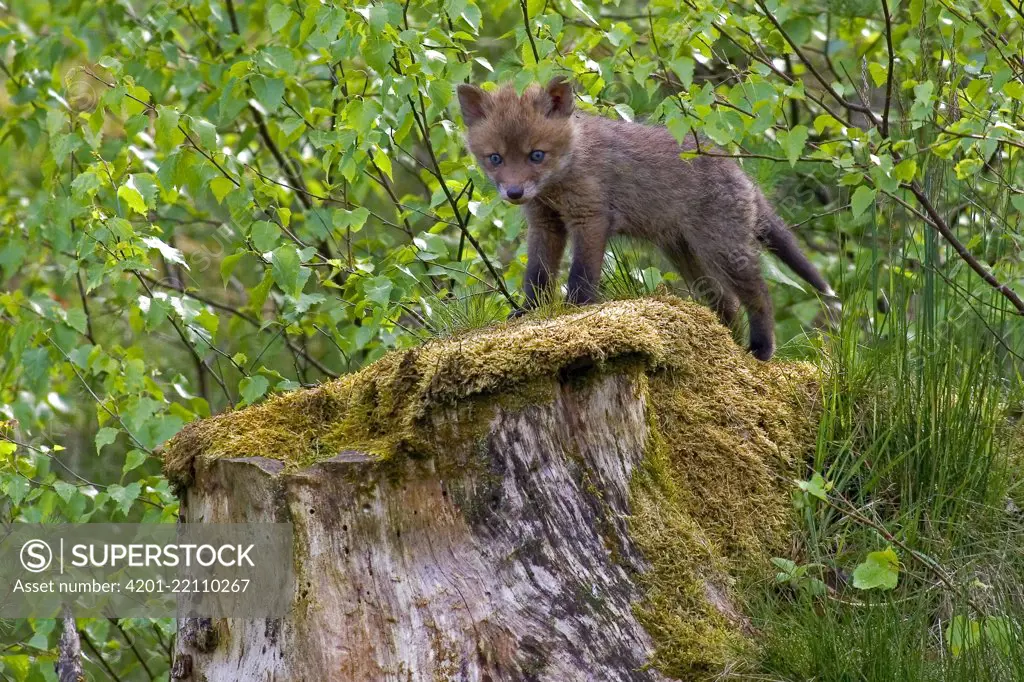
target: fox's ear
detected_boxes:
[457,84,489,126]
[544,76,574,118]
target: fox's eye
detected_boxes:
[529,150,545,163]
[488,153,503,166]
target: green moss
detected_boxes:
[162,296,739,486]
[628,339,819,678]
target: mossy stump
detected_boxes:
[163,297,819,681]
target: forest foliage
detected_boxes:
[1,0,1024,678]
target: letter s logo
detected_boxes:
[20,540,53,573]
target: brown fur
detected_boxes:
[457,78,835,361]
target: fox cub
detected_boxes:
[457,77,836,361]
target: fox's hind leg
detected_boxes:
[710,289,741,328]
[666,245,740,328]
[684,240,775,361]
[724,252,775,361]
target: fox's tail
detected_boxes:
[757,208,841,309]
[758,214,832,294]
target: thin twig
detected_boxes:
[880,0,895,138]
[109,618,156,681]
[79,629,123,682]
[520,0,541,63]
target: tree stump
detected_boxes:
[163,297,819,681]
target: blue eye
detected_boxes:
[529,150,545,163]
[488,153,503,166]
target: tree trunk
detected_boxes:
[165,297,819,681]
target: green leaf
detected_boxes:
[364,275,394,306]
[25,628,50,651]
[1012,194,1024,216]
[210,177,236,203]
[781,17,811,44]
[778,125,809,166]
[4,474,30,506]
[268,4,294,32]
[239,375,270,405]
[568,0,598,25]
[142,236,189,269]
[983,617,1013,656]
[868,62,888,88]
[122,449,148,474]
[521,41,537,67]
[954,157,984,181]
[220,251,245,286]
[368,4,390,32]
[852,547,900,591]
[795,472,830,501]
[195,308,219,334]
[95,427,119,454]
[893,159,917,183]
[251,75,285,113]
[52,480,78,503]
[64,308,89,335]
[850,186,877,218]
[762,255,806,291]
[108,482,142,516]
[910,81,935,125]
[71,170,102,197]
[118,183,148,216]
[772,557,799,582]
[333,207,370,233]
[0,242,26,279]
[813,114,840,134]
[613,104,635,122]
[669,58,695,89]
[270,245,306,297]
[155,106,184,150]
[251,221,281,251]
[945,615,981,657]
[374,149,393,181]
[0,655,30,680]
[189,117,218,149]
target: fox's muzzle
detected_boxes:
[498,182,535,204]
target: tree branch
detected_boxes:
[905,181,1024,314]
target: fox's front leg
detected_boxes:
[522,203,567,309]
[565,216,609,305]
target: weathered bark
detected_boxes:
[55,607,83,682]
[166,298,819,681]
[176,372,674,680]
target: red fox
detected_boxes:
[457,77,837,361]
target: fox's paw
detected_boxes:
[749,335,775,362]
[750,343,775,362]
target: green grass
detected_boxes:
[417,288,511,337]
[734,247,1024,681]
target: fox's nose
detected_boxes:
[505,185,524,201]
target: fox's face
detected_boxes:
[457,77,575,204]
